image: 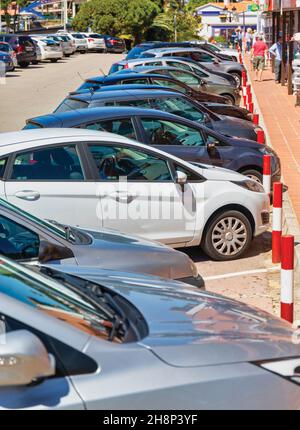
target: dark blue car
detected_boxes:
[24,106,281,184]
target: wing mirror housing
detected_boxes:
[176,170,188,185]
[0,330,55,387]
[39,240,74,263]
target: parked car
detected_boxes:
[0,41,17,69]
[69,33,88,53]
[24,106,279,186]
[72,72,230,104]
[0,128,270,260]
[191,40,239,61]
[0,34,37,68]
[31,40,42,64]
[31,37,63,62]
[115,66,240,104]
[139,47,244,86]
[109,56,238,88]
[1,255,300,410]
[103,35,126,53]
[126,41,198,60]
[0,50,14,73]
[48,88,261,141]
[80,33,106,52]
[46,34,73,57]
[0,197,202,287]
[56,84,252,121]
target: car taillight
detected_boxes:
[124,63,129,69]
[16,45,24,54]
[88,38,94,42]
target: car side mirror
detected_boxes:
[207,140,217,151]
[39,240,74,263]
[0,330,55,387]
[176,170,188,185]
[203,113,210,124]
[213,58,220,65]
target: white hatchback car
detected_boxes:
[31,37,63,62]
[80,33,106,52]
[0,129,269,260]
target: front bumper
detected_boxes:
[176,274,205,290]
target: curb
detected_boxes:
[244,58,300,283]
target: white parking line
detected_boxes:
[203,266,280,281]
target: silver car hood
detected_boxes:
[74,228,197,280]
[43,265,300,367]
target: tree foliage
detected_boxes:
[73,0,160,43]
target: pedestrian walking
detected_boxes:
[269,36,283,83]
[245,28,253,52]
[251,35,268,81]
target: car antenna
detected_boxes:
[99,68,107,77]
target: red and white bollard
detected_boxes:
[256,129,265,144]
[247,92,252,104]
[263,154,271,195]
[246,83,251,96]
[242,70,247,86]
[272,182,283,264]
[248,102,254,113]
[253,113,259,125]
[280,235,294,323]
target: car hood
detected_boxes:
[40,266,300,367]
[74,227,198,280]
[193,163,247,181]
[212,115,257,140]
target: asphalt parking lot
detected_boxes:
[0,52,281,316]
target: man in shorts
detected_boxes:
[251,35,268,81]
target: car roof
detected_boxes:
[86,72,175,83]
[143,47,209,54]
[28,106,195,128]
[0,128,129,148]
[71,88,180,102]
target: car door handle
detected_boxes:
[14,190,40,201]
[109,191,135,204]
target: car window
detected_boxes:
[120,78,148,85]
[88,145,172,181]
[206,133,228,146]
[141,118,205,147]
[166,60,191,71]
[152,97,204,123]
[168,70,201,86]
[0,158,7,178]
[114,99,151,108]
[11,145,84,181]
[54,98,88,113]
[151,78,187,93]
[172,163,202,181]
[190,66,207,78]
[77,81,101,92]
[191,52,213,62]
[144,61,162,66]
[0,215,40,260]
[85,118,137,140]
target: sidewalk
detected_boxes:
[244,55,300,225]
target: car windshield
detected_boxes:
[0,257,125,342]
[54,97,88,113]
[0,43,9,53]
[0,198,80,243]
[77,81,102,92]
[153,97,205,123]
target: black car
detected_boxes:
[72,72,229,104]
[0,34,36,67]
[55,84,252,121]
[24,106,280,184]
[52,88,260,141]
[103,36,126,53]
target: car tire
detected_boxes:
[80,51,86,54]
[201,210,252,261]
[31,60,38,65]
[19,62,29,68]
[230,72,241,87]
[65,54,71,57]
[240,169,263,184]
[221,94,235,105]
[50,59,58,63]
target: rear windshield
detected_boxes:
[54,98,88,113]
[23,122,43,129]
[140,52,155,58]
[126,45,151,60]
[0,43,9,53]
[109,63,125,74]
[0,35,14,44]
[72,33,85,39]
[89,34,103,39]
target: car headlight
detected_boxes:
[231,179,265,193]
[255,357,300,385]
